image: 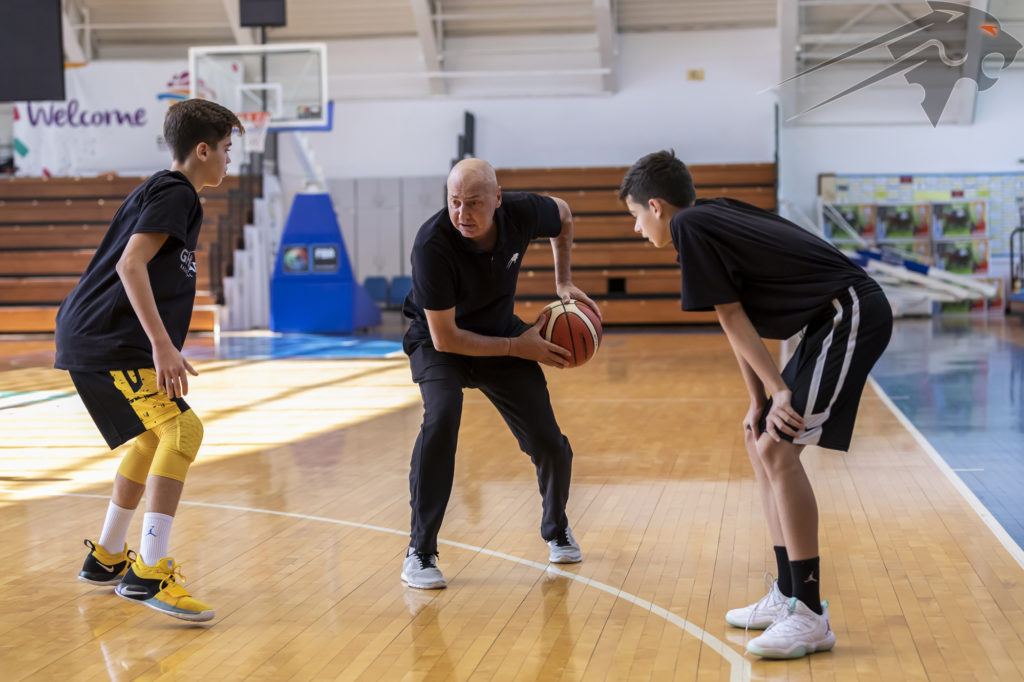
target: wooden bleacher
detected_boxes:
[497,163,777,326]
[0,174,254,333]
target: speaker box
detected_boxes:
[240,0,287,27]
[0,0,65,101]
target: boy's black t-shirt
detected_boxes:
[403,192,561,353]
[54,170,203,370]
[671,197,874,340]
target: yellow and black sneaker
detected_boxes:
[114,556,215,622]
[78,539,135,586]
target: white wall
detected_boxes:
[777,67,1024,292]
[9,22,1020,286]
[282,29,780,183]
[325,175,444,282]
[779,70,1024,218]
[278,28,782,283]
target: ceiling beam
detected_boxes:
[778,0,800,122]
[883,2,915,24]
[594,0,617,92]
[220,0,255,45]
[431,9,593,21]
[410,0,446,95]
[800,4,876,59]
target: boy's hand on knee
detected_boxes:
[743,401,764,439]
[765,389,804,442]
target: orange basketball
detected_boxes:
[538,299,602,368]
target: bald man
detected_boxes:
[399,158,600,589]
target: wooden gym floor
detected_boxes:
[2,318,1024,681]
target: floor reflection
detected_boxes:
[872,316,1024,546]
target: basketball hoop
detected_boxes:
[237,111,272,154]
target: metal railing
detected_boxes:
[1010,226,1023,300]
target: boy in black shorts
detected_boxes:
[620,150,892,659]
[56,99,243,622]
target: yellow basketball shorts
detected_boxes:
[69,368,191,449]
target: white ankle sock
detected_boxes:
[139,512,174,565]
[98,502,134,554]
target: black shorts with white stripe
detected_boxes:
[759,279,893,452]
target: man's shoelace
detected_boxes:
[413,552,438,569]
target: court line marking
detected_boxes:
[869,377,1024,571]
[0,390,75,411]
[64,492,752,681]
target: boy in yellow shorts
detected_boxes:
[55,99,243,622]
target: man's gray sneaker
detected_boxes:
[547,526,582,563]
[401,548,447,589]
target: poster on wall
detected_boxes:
[11,61,230,177]
[932,201,987,238]
[876,204,931,241]
[934,239,989,275]
[823,204,876,241]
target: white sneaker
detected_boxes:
[746,597,836,659]
[547,526,582,564]
[725,577,789,630]
[401,548,447,589]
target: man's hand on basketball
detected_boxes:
[555,284,602,321]
[764,388,804,442]
[515,318,572,368]
[154,341,199,399]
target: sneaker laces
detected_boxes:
[554,527,574,547]
[761,597,801,635]
[155,561,189,592]
[413,551,438,570]
[770,598,829,634]
[744,572,780,633]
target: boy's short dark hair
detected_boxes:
[163,99,244,163]
[619,149,696,209]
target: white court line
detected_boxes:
[869,377,1024,572]
[64,493,752,681]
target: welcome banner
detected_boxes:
[13,61,191,177]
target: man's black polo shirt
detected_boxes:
[402,192,561,354]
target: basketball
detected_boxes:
[538,299,602,367]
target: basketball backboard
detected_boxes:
[188,42,329,131]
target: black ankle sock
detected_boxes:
[789,557,823,614]
[773,546,792,596]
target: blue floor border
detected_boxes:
[870,317,1024,567]
[210,333,405,360]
